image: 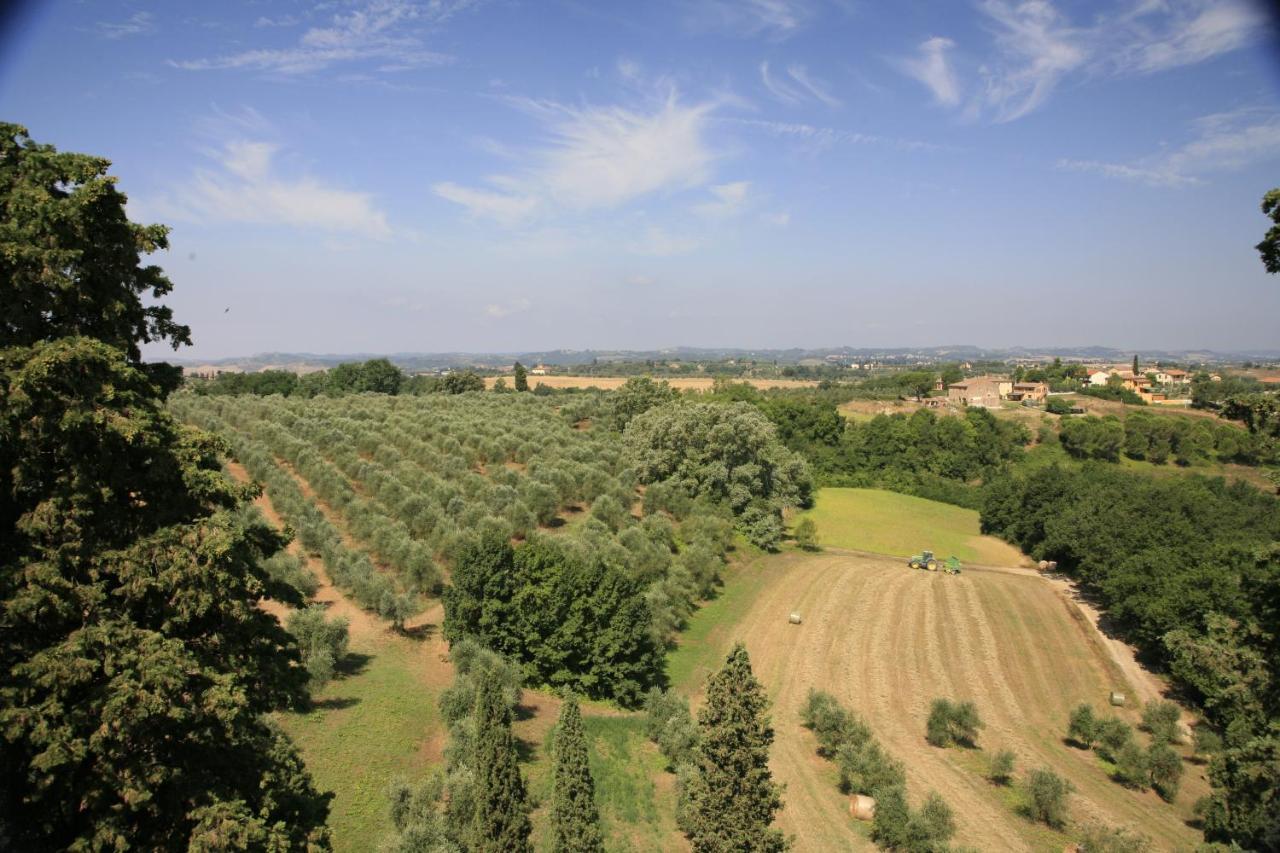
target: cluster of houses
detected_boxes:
[943,377,1047,408]
[941,365,1198,408]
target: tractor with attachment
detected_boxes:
[908,550,939,571]
[907,550,963,574]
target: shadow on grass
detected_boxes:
[336,651,373,678]
[312,695,361,711]
[398,622,438,643]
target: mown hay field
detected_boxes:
[674,549,1208,851]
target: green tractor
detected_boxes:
[908,550,939,571]
[907,550,963,574]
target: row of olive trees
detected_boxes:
[178,392,737,652]
[172,401,421,624]
[800,690,956,851]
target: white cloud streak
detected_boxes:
[173,0,475,74]
[977,0,1087,122]
[899,36,961,106]
[899,1,1266,122]
[1117,0,1267,73]
[435,92,718,224]
[685,0,814,37]
[1058,107,1280,187]
[433,182,538,226]
[149,140,392,238]
[96,11,155,39]
[760,61,841,107]
[694,181,751,218]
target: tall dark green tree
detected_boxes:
[514,361,529,392]
[471,674,532,853]
[683,644,788,852]
[552,696,604,853]
[1257,187,1280,274]
[0,123,189,366]
[0,123,330,848]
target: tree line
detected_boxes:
[980,463,1280,846]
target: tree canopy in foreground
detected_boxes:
[0,122,330,848]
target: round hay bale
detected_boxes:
[849,794,876,821]
[788,612,802,625]
[1038,560,1050,571]
[1109,691,1126,707]
[1047,560,1058,571]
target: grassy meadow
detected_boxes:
[796,487,1028,565]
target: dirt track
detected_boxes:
[719,552,1204,851]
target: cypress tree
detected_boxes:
[471,673,532,853]
[514,361,529,392]
[552,696,604,853]
[684,644,788,852]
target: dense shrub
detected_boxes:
[286,605,350,688]
[1067,703,1099,748]
[989,749,1016,785]
[643,688,699,769]
[1025,768,1073,828]
[925,698,983,748]
[1141,700,1181,745]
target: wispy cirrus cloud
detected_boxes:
[146,139,392,238]
[434,89,718,224]
[898,36,961,106]
[96,11,156,40]
[976,0,1087,122]
[694,181,751,218]
[433,183,538,226]
[683,0,815,37]
[1058,107,1280,187]
[172,0,477,75]
[759,61,842,107]
[896,0,1267,122]
[1111,0,1267,73]
[725,117,940,153]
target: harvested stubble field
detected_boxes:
[674,549,1207,851]
[482,374,818,391]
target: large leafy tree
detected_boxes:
[471,674,533,853]
[443,533,662,705]
[551,696,604,853]
[0,124,330,848]
[683,644,788,852]
[1257,188,1280,274]
[624,401,812,515]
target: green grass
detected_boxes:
[796,488,1025,565]
[277,639,442,852]
[530,716,680,852]
[666,552,774,695]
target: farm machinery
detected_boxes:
[907,550,962,574]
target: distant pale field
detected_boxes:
[797,487,1028,566]
[483,374,819,391]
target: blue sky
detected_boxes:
[2,0,1279,358]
